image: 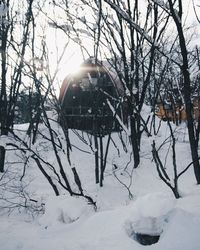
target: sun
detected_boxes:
[62,50,83,76]
[53,46,85,97]
[46,28,92,96]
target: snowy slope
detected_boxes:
[0,114,200,250]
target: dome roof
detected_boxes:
[59,57,124,105]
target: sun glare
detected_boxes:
[46,27,93,96]
[63,52,83,76]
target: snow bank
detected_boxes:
[125,193,175,237]
[39,195,94,227]
[1,193,200,250]
[158,208,200,250]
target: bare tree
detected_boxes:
[0,0,35,172]
[162,0,200,184]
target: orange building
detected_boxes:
[155,96,200,123]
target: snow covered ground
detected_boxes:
[1,114,200,250]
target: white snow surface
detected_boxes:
[1,111,200,250]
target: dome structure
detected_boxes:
[59,57,125,134]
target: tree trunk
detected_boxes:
[94,132,99,184]
[130,116,140,168]
[99,135,104,187]
[0,146,6,173]
[182,66,200,183]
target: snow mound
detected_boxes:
[125,193,176,236]
[39,195,94,227]
[159,208,200,250]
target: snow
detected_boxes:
[107,99,131,136]
[1,195,200,250]
[0,3,8,17]
[39,195,95,227]
[1,110,200,250]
